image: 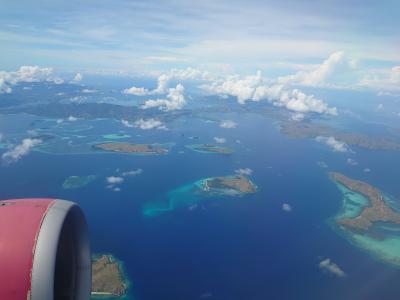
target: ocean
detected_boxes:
[1,111,400,300]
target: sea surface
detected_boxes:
[1,110,400,300]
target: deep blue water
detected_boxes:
[1,112,400,300]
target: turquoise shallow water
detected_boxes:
[332,181,400,267]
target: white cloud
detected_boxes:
[72,73,83,82]
[121,119,134,127]
[122,169,143,177]
[50,77,64,85]
[282,203,292,212]
[377,103,384,110]
[2,138,41,163]
[141,83,186,111]
[220,120,237,129]
[363,168,371,173]
[214,137,226,144]
[203,71,337,116]
[319,258,346,278]
[290,113,305,121]
[278,51,354,88]
[317,161,328,168]
[67,115,78,121]
[123,86,149,96]
[82,88,96,93]
[106,176,124,184]
[69,96,87,103]
[123,67,209,96]
[316,136,350,153]
[360,65,400,91]
[134,118,167,130]
[0,66,54,94]
[347,158,358,166]
[235,168,253,176]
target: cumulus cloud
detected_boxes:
[290,113,305,121]
[316,136,350,153]
[2,138,41,163]
[363,168,371,173]
[214,137,226,144]
[347,158,358,166]
[317,161,328,168]
[235,168,253,176]
[134,118,167,130]
[123,67,209,96]
[72,73,83,82]
[106,176,124,184]
[67,116,78,122]
[0,66,54,94]
[82,88,96,93]
[203,71,337,115]
[121,119,134,127]
[220,120,237,129]
[141,83,186,111]
[278,51,355,88]
[282,203,292,212]
[122,169,143,177]
[319,258,346,278]
[360,65,400,91]
[123,86,149,96]
[69,96,87,103]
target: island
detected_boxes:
[199,175,257,195]
[93,142,169,155]
[143,174,257,217]
[329,172,400,267]
[186,144,233,154]
[62,175,96,189]
[330,172,400,231]
[91,254,129,297]
[281,121,400,151]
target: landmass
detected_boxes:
[62,175,96,189]
[281,121,400,151]
[91,254,128,297]
[330,172,400,232]
[93,142,168,154]
[186,144,233,154]
[143,174,257,216]
[199,175,257,195]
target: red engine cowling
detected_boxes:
[0,198,91,300]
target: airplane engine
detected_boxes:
[0,198,91,300]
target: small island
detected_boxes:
[199,175,257,195]
[62,175,96,189]
[93,142,168,155]
[91,254,129,298]
[330,172,400,231]
[143,174,257,217]
[186,144,233,154]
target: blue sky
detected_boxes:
[0,0,399,73]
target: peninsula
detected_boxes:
[93,142,168,154]
[91,254,128,297]
[281,121,400,151]
[330,172,400,231]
